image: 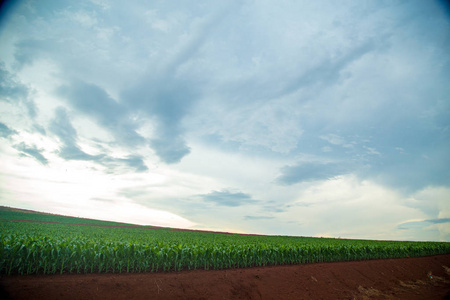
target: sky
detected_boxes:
[0,0,449,241]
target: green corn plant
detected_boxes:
[1,220,450,275]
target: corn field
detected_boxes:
[1,219,449,276]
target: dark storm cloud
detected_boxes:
[57,81,145,147]
[278,40,378,98]
[49,106,101,161]
[101,154,148,173]
[48,107,77,145]
[49,107,148,172]
[150,134,191,165]
[121,67,198,165]
[0,62,28,98]
[277,162,347,185]
[348,108,450,192]
[57,79,194,164]
[13,39,51,68]
[14,142,48,165]
[119,4,236,164]
[0,122,17,138]
[198,189,256,207]
[117,155,148,172]
[32,124,46,135]
[0,62,37,118]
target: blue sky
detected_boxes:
[0,0,449,241]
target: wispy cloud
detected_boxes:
[49,107,147,172]
[398,218,450,230]
[57,81,145,147]
[198,189,257,207]
[14,142,48,165]
[101,155,148,173]
[49,107,100,161]
[119,4,237,164]
[0,62,37,118]
[277,161,348,185]
[244,216,274,221]
[0,122,17,138]
[276,40,378,98]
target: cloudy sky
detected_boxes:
[0,0,449,241]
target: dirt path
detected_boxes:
[1,254,449,300]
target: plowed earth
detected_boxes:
[1,254,449,300]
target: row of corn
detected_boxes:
[1,221,449,275]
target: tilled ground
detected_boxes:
[1,254,449,299]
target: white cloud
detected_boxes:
[322,146,332,152]
[69,11,98,28]
[364,146,381,156]
[175,142,286,195]
[0,149,194,228]
[279,175,430,240]
[408,186,450,219]
[320,134,345,146]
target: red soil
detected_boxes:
[1,254,449,300]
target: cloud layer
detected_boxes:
[0,0,449,240]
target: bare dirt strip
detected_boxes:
[1,254,449,300]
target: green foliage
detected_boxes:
[0,206,145,227]
[1,219,449,276]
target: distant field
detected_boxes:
[0,206,148,227]
[1,206,449,276]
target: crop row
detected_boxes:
[2,221,450,275]
[2,234,449,275]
